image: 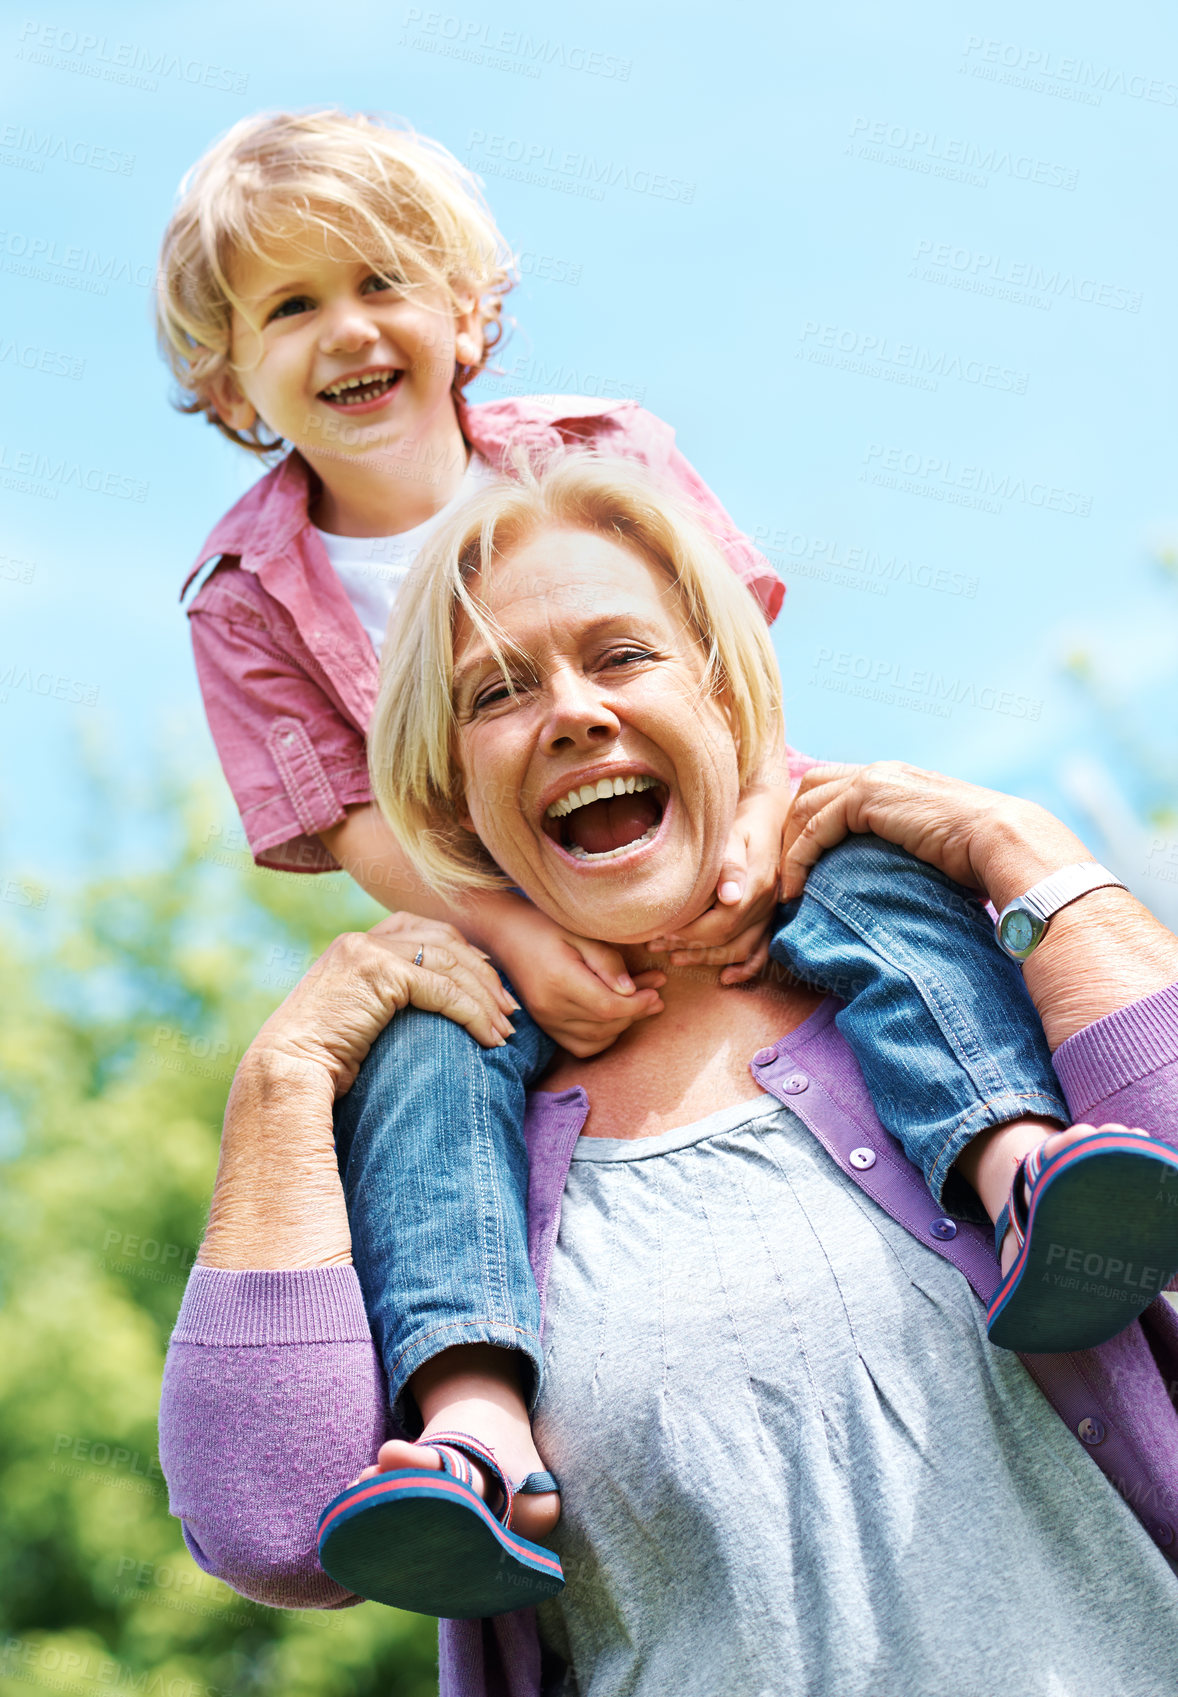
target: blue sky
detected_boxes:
[2,0,1177,908]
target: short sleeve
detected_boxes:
[188,570,374,873]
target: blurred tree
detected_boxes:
[1060,553,1178,931]
[0,786,439,1697]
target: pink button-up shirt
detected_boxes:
[181,395,787,873]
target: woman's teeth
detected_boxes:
[546,773,658,819]
[321,371,400,404]
[564,822,660,861]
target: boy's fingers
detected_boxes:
[720,935,771,985]
[715,847,748,907]
[570,936,636,995]
[666,920,769,970]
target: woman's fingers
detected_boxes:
[369,913,516,1015]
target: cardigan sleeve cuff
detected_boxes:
[170,1265,374,1348]
[1052,980,1178,1119]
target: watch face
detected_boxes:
[1000,909,1039,956]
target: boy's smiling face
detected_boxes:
[210,224,483,469]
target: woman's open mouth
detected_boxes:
[318,369,404,412]
[541,773,669,863]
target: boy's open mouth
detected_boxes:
[318,368,403,407]
[541,774,668,862]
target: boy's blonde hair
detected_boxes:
[156,109,514,455]
[369,454,784,896]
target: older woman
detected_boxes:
[161,458,1178,1696]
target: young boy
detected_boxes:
[158,109,1178,1621]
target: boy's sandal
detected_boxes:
[986,1127,1178,1353]
[317,1429,564,1619]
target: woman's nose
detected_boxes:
[542,672,621,754]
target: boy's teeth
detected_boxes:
[545,773,657,819]
[322,371,398,402]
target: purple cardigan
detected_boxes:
[159,984,1178,1697]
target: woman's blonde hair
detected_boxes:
[156,109,514,455]
[369,453,784,896]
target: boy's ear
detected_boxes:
[205,369,258,433]
[452,289,485,369]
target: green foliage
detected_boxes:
[0,797,440,1697]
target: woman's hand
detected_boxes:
[250,913,519,1099]
[199,917,522,1271]
[646,783,789,984]
[778,760,1091,909]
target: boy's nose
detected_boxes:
[319,307,380,356]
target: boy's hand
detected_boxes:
[487,897,666,1058]
[646,784,789,984]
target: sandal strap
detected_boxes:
[417,1430,514,1528]
[995,1152,1033,1262]
[518,1470,559,1494]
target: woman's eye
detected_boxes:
[268,295,313,323]
[472,680,515,711]
[604,647,656,668]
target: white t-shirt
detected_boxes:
[313,451,497,657]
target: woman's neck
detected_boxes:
[542,955,825,1142]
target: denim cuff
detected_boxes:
[387,1318,545,1434]
[927,1089,1071,1218]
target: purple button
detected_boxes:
[1077,1416,1106,1447]
[929,1217,957,1241]
[849,1147,877,1171]
[782,1073,809,1095]
[1150,1521,1175,1548]
[753,1047,777,1067]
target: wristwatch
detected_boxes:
[995,862,1127,961]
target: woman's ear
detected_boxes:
[205,369,258,433]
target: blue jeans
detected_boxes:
[338,836,1069,1422]
[770,834,1069,1218]
[334,999,554,1429]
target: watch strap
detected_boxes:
[1018,862,1126,923]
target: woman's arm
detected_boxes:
[780,761,1178,1051]
[160,922,512,1606]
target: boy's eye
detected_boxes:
[267,295,313,323]
[362,273,404,295]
